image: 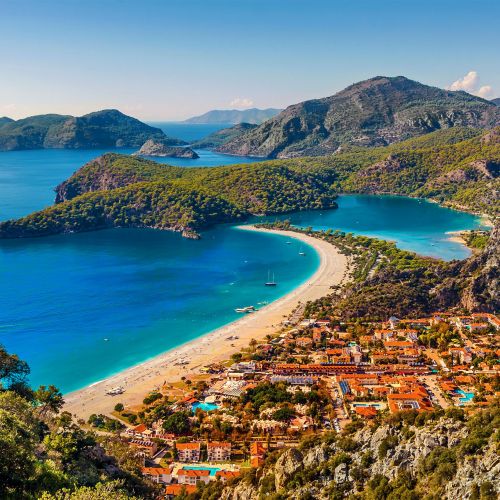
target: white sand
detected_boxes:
[63,227,348,420]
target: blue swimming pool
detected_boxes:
[191,401,220,412]
[183,466,221,476]
[456,389,474,405]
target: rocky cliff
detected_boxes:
[221,406,499,499]
[132,139,198,158]
[217,76,500,158]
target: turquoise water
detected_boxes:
[264,194,485,260]
[183,466,221,476]
[191,401,220,412]
[0,130,485,393]
[456,389,475,405]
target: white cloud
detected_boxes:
[447,71,495,99]
[229,97,254,109]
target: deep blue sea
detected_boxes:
[0,124,485,392]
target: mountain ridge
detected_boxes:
[216,76,500,158]
[183,107,282,124]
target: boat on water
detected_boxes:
[265,270,277,287]
[299,246,306,256]
[235,306,256,313]
[106,386,125,396]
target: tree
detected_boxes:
[35,385,64,417]
[114,403,124,412]
[162,411,191,435]
[0,344,30,390]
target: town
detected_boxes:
[92,309,499,497]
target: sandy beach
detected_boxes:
[63,226,348,420]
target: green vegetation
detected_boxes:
[0,344,153,499]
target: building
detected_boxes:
[250,441,267,468]
[176,442,201,462]
[177,468,211,486]
[129,439,157,458]
[142,466,172,484]
[215,470,240,482]
[166,484,197,498]
[387,392,433,413]
[207,441,231,462]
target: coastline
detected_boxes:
[63,226,349,420]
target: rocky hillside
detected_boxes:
[191,123,258,149]
[133,139,198,158]
[0,109,183,151]
[218,405,499,500]
[184,108,282,125]
[217,76,500,158]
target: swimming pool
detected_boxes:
[456,389,474,405]
[183,465,221,476]
[191,401,220,412]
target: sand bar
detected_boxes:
[64,226,348,420]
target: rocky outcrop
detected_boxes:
[217,76,500,158]
[274,448,303,490]
[133,139,199,158]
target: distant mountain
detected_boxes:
[0,109,184,151]
[133,139,199,158]
[183,108,282,125]
[217,76,500,158]
[0,117,14,127]
[492,98,500,106]
[191,123,258,148]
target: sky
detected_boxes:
[1,0,499,121]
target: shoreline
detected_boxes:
[63,226,349,420]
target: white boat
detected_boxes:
[265,270,277,286]
[235,306,256,313]
[299,246,306,256]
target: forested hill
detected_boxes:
[217,76,500,158]
[0,109,184,151]
[0,127,498,239]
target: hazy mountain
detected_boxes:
[183,108,282,125]
[0,109,184,151]
[491,98,500,106]
[217,76,500,158]
[0,117,14,127]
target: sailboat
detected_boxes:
[265,270,277,287]
[298,246,306,256]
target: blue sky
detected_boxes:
[1,0,499,120]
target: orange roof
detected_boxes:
[216,470,240,479]
[250,441,267,457]
[207,441,231,449]
[383,341,414,348]
[354,406,378,418]
[178,468,210,477]
[251,456,265,468]
[166,484,197,495]
[142,466,172,476]
[176,442,201,450]
[131,423,147,433]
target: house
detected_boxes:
[165,484,197,498]
[250,441,267,467]
[207,441,231,462]
[129,439,157,458]
[383,340,415,350]
[354,406,378,418]
[142,467,172,484]
[387,393,433,414]
[449,347,472,364]
[176,442,201,462]
[216,470,240,482]
[296,337,313,348]
[374,329,394,341]
[289,415,314,432]
[177,468,211,485]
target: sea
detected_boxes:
[0,123,485,392]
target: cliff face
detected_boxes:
[217,76,500,158]
[0,109,183,151]
[221,411,499,500]
[433,222,500,313]
[133,139,199,158]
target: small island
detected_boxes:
[133,139,199,158]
